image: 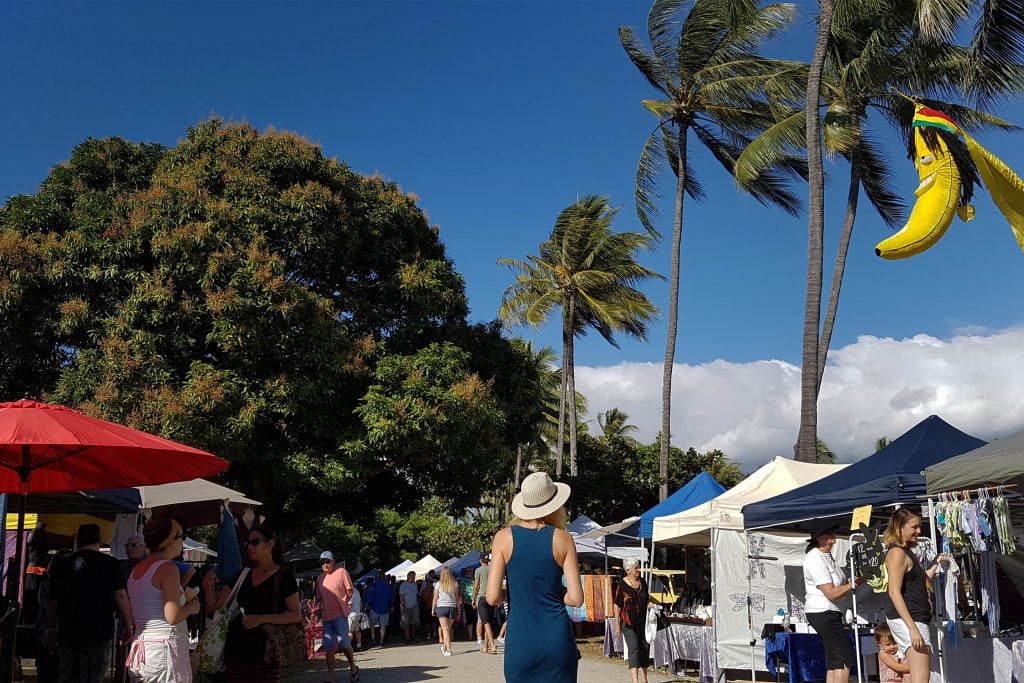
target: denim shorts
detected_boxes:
[323,616,351,652]
[435,606,456,619]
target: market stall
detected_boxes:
[923,430,1024,683]
[652,457,847,675]
[739,415,988,683]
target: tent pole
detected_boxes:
[650,540,656,569]
[746,530,755,683]
[928,498,947,683]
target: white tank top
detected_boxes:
[127,560,186,634]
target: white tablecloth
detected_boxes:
[1012,640,1024,683]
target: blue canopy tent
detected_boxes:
[742,415,985,531]
[448,549,482,576]
[640,472,725,539]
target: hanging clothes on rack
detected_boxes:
[933,555,961,650]
[978,551,1000,633]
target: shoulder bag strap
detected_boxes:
[225,567,251,607]
[270,567,284,614]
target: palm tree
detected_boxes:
[739,0,1024,462]
[498,195,660,477]
[815,437,837,464]
[874,436,889,452]
[619,0,806,498]
[597,407,638,442]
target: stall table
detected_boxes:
[653,622,717,682]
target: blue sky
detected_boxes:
[4,1,1024,464]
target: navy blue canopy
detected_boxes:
[742,415,985,531]
[640,472,725,539]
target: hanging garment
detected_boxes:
[935,555,960,650]
[979,551,1000,633]
[994,495,1016,555]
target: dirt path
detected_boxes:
[281,637,685,682]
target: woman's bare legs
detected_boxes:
[438,616,452,653]
[906,645,931,683]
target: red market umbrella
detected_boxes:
[0,400,229,680]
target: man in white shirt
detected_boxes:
[398,571,420,644]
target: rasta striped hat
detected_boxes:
[913,106,959,135]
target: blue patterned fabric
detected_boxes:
[765,632,857,683]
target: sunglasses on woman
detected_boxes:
[245,538,268,547]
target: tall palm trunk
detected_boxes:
[795,0,833,463]
[816,156,860,394]
[557,318,569,478]
[660,127,688,501]
[567,294,579,477]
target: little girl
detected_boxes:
[875,623,911,682]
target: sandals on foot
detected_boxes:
[350,666,360,682]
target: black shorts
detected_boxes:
[462,602,476,625]
[476,597,492,624]
[806,610,854,670]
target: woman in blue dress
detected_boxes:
[487,472,584,682]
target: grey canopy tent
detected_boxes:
[925,426,1024,492]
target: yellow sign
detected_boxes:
[851,505,872,530]
[5,513,39,531]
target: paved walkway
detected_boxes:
[282,638,682,682]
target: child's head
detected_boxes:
[874,623,898,654]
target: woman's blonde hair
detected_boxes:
[438,565,457,594]
[883,507,921,547]
[511,505,567,530]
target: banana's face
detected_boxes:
[875,129,961,259]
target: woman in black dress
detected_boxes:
[204,525,301,682]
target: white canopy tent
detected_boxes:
[385,559,414,578]
[652,457,848,677]
[138,478,262,528]
[569,516,646,573]
[652,457,847,544]
[406,554,442,579]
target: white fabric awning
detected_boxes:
[652,457,847,545]
[406,554,442,579]
[575,516,641,541]
[138,478,261,509]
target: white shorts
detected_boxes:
[348,612,362,632]
[886,618,931,657]
[126,628,191,682]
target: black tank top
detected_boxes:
[885,546,931,622]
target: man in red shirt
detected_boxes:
[316,551,360,682]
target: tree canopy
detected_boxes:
[0,119,544,541]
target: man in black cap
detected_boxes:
[47,523,132,683]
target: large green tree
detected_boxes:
[498,195,659,478]
[1,120,543,538]
[620,0,805,499]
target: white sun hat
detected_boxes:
[511,472,572,520]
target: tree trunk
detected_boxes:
[795,0,833,463]
[514,444,524,490]
[660,126,688,501]
[557,317,569,478]
[816,157,860,395]
[567,294,579,478]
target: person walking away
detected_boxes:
[431,566,461,656]
[803,520,864,683]
[46,523,134,683]
[458,567,476,641]
[315,551,360,683]
[874,623,909,682]
[473,554,496,653]
[125,518,201,682]
[399,571,420,644]
[347,583,364,652]
[614,557,654,683]
[203,525,301,683]
[419,570,436,641]
[365,573,394,646]
[34,549,72,682]
[883,508,948,683]
[495,577,508,645]
[487,472,583,682]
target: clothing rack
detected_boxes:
[916,483,1019,499]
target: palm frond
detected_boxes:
[619,26,670,96]
[822,101,863,159]
[848,135,905,228]
[915,0,972,43]
[658,124,705,201]
[693,122,803,215]
[649,0,690,75]
[733,109,805,186]
[676,0,732,82]
[634,128,668,236]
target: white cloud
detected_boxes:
[575,326,1024,471]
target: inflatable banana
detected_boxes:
[876,105,1024,259]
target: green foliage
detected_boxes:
[815,438,837,464]
[569,434,744,524]
[0,119,545,545]
[371,498,500,566]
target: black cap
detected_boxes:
[807,519,844,540]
